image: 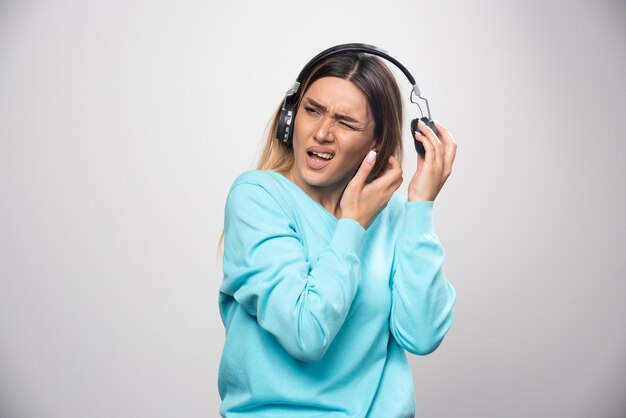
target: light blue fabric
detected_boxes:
[219,170,456,418]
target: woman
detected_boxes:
[218,45,457,417]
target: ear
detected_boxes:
[370,137,381,152]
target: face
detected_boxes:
[287,76,377,199]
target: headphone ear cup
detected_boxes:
[410,117,436,157]
[276,104,297,144]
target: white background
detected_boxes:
[1,0,625,417]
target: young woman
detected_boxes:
[218,45,458,417]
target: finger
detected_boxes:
[386,155,402,171]
[419,119,443,168]
[369,155,402,188]
[380,156,403,192]
[433,120,457,178]
[414,129,436,166]
[351,150,377,186]
[390,158,404,186]
[386,156,403,188]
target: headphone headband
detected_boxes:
[296,43,417,86]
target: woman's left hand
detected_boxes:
[408,120,457,202]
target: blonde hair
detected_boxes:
[256,104,295,172]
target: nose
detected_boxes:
[313,115,336,143]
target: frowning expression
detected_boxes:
[288,76,378,199]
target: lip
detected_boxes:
[305,146,335,170]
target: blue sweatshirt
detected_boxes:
[218,170,455,418]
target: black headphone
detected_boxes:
[275,43,435,156]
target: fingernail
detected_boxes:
[366,150,376,162]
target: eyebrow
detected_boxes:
[305,98,363,125]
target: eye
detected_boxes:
[339,121,358,131]
[304,106,321,116]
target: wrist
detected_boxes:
[408,191,436,202]
[339,211,369,229]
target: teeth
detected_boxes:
[311,151,333,160]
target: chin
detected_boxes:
[301,171,332,188]
[307,170,353,192]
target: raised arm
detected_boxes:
[220,180,366,362]
[390,120,458,355]
[389,201,455,355]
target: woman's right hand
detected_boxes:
[340,150,403,229]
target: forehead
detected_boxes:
[303,77,370,117]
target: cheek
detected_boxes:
[292,117,310,146]
[341,147,370,173]
[347,139,376,160]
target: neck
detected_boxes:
[308,186,345,218]
[284,171,349,219]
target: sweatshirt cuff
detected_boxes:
[330,218,367,256]
[404,201,434,236]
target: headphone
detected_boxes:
[275,43,435,156]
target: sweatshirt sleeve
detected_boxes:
[389,201,456,355]
[220,181,366,362]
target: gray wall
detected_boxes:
[1,0,624,417]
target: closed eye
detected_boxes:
[304,106,321,116]
[339,121,358,130]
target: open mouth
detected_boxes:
[307,150,334,160]
[306,149,334,169]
